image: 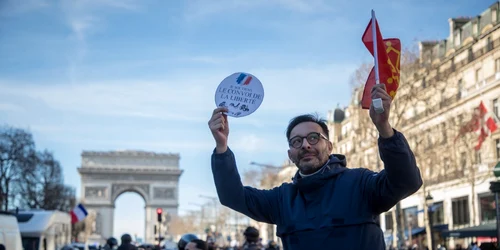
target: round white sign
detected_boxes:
[214,72,264,118]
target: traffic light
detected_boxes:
[156,208,162,222]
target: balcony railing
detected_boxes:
[400,73,498,128]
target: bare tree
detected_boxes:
[407,132,439,248]
[402,98,494,248]
[346,45,462,248]
[169,213,199,236]
[17,150,76,211]
[450,108,495,227]
[348,62,373,91]
[242,169,262,187]
[348,47,422,248]
[259,168,283,189]
[1,126,75,212]
[0,126,37,210]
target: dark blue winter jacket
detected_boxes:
[211,129,422,250]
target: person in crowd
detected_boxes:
[117,234,137,250]
[103,237,118,250]
[241,226,262,250]
[178,234,199,250]
[185,239,208,250]
[265,240,279,250]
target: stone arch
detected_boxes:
[111,184,150,204]
[78,150,183,244]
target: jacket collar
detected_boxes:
[291,154,347,193]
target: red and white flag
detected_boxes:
[474,101,498,150]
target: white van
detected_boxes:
[0,211,23,250]
[16,210,71,250]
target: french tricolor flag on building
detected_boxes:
[70,203,88,224]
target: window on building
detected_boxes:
[468,48,474,61]
[476,151,482,164]
[496,59,500,72]
[426,158,433,177]
[496,139,500,160]
[455,31,461,47]
[441,123,447,144]
[458,113,464,125]
[458,78,465,98]
[460,152,467,171]
[488,37,493,51]
[480,194,496,224]
[432,201,445,225]
[421,78,427,88]
[444,157,451,171]
[385,212,393,231]
[427,133,432,149]
[452,196,470,226]
[494,98,499,119]
[475,68,483,83]
[403,206,419,228]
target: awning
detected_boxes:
[385,224,448,241]
[442,223,497,238]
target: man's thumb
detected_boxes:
[222,114,228,124]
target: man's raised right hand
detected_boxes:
[208,107,229,154]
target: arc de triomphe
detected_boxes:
[78,150,182,243]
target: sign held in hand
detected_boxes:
[214,72,264,118]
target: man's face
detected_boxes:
[287,122,332,175]
[185,242,200,250]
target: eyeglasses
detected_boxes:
[288,132,329,149]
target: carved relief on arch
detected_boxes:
[111,184,150,202]
[153,187,176,200]
[85,186,108,199]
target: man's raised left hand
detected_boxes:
[369,84,394,138]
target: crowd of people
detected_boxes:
[100,226,279,250]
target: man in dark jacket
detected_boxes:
[117,234,137,250]
[208,84,422,249]
[103,237,118,250]
[241,226,263,250]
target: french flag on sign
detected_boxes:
[235,73,252,85]
[70,203,88,224]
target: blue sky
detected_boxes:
[0,0,492,241]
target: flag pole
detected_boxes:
[371,9,384,114]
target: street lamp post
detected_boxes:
[199,195,219,231]
[489,161,500,249]
[408,213,413,246]
[426,192,435,250]
[189,202,207,235]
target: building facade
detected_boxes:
[328,2,500,248]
